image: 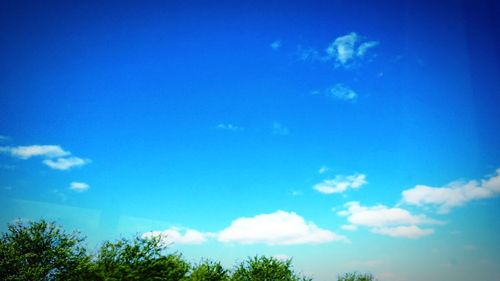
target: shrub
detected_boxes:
[0,219,91,281]
[337,272,376,281]
[231,256,312,281]
[94,236,189,280]
[188,260,230,281]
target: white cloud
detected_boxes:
[218,210,347,245]
[43,157,90,170]
[273,254,291,261]
[401,168,500,213]
[341,224,358,231]
[272,122,289,135]
[270,40,281,50]
[0,144,91,171]
[142,227,209,245]
[314,173,367,194]
[318,166,329,174]
[357,41,379,57]
[326,32,358,65]
[216,123,244,132]
[325,32,379,67]
[69,182,89,192]
[371,225,434,239]
[340,202,437,227]
[0,145,70,159]
[326,84,358,101]
[338,202,439,239]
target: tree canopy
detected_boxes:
[0,220,376,281]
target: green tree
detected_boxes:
[188,260,230,281]
[0,219,92,281]
[231,256,312,281]
[337,272,376,281]
[94,235,189,280]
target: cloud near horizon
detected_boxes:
[218,210,347,245]
[337,201,441,239]
[144,211,347,246]
[401,168,500,214]
[142,227,209,245]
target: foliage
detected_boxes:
[0,219,375,281]
[187,260,230,281]
[231,256,312,281]
[0,219,91,281]
[337,272,376,281]
[94,236,189,280]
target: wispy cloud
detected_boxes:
[272,122,289,135]
[401,168,500,214]
[371,225,434,239]
[0,145,70,159]
[357,41,379,57]
[314,173,367,194]
[215,123,244,132]
[218,210,347,245]
[273,254,291,261]
[142,227,209,245]
[69,182,90,192]
[296,45,321,61]
[270,40,282,50]
[0,144,91,171]
[318,166,329,174]
[0,135,10,142]
[43,157,91,170]
[312,84,358,102]
[325,32,379,68]
[326,84,358,101]
[337,201,441,239]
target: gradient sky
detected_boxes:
[1,1,500,280]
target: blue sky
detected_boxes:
[1,0,500,280]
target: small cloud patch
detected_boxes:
[0,144,91,171]
[43,157,91,170]
[314,173,367,194]
[272,122,289,135]
[216,123,244,132]
[325,32,379,68]
[0,145,70,159]
[69,182,90,192]
[270,40,282,50]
